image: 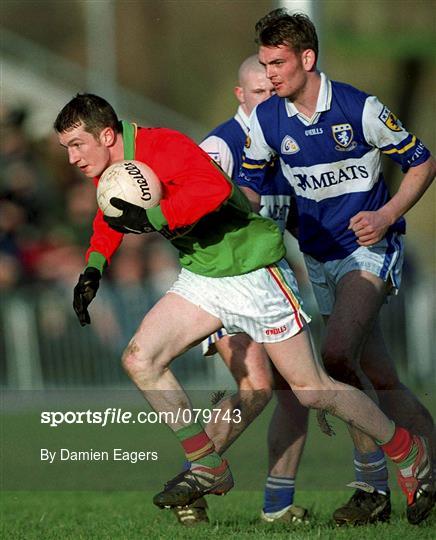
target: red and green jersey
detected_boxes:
[86,122,285,278]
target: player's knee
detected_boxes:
[292,387,326,409]
[121,340,161,380]
[293,390,320,409]
[321,345,358,384]
[121,342,142,376]
[275,388,309,417]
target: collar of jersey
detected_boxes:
[285,72,332,124]
[234,105,250,134]
[121,120,137,159]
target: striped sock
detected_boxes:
[380,426,418,476]
[175,423,221,468]
[353,448,389,494]
[263,475,295,513]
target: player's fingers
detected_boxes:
[104,216,127,233]
[357,234,378,246]
[110,198,141,211]
[73,294,90,326]
[352,223,369,234]
[356,230,375,241]
[77,302,90,326]
[355,224,376,236]
[80,309,91,326]
[73,294,83,317]
[109,197,128,210]
[349,214,366,230]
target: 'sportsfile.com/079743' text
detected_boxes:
[40,407,242,427]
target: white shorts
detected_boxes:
[169,259,310,344]
[304,233,404,316]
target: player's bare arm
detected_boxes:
[349,155,435,246]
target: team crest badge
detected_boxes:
[281,135,300,155]
[332,124,357,151]
[379,106,402,132]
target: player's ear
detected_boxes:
[100,127,116,147]
[301,49,316,72]
[234,86,245,105]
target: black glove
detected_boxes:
[104,198,156,234]
[73,267,101,326]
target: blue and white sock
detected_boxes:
[353,448,389,494]
[263,475,295,514]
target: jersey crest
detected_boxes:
[332,123,357,151]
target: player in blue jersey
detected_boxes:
[201,55,293,231]
[239,9,436,526]
[171,55,309,526]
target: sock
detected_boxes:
[263,475,295,513]
[175,423,221,468]
[353,448,389,494]
[381,426,418,476]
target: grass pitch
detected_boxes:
[2,490,435,539]
[2,388,435,538]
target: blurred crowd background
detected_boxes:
[0,0,434,389]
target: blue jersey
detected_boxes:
[239,73,430,262]
[200,106,293,232]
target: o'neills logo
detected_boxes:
[124,162,152,201]
[265,325,287,336]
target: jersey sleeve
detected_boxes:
[154,133,233,230]
[85,208,123,266]
[237,108,275,194]
[200,135,234,177]
[362,95,430,172]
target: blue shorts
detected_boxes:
[303,233,404,315]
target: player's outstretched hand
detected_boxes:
[104,198,156,234]
[73,267,101,326]
[348,209,392,247]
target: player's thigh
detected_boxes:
[215,334,273,390]
[323,270,388,359]
[129,292,223,364]
[264,326,331,391]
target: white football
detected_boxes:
[97,160,162,217]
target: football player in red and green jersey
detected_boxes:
[55,93,433,520]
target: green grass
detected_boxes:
[1,389,435,538]
[2,490,435,539]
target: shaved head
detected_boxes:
[235,54,274,116]
[238,54,265,86]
